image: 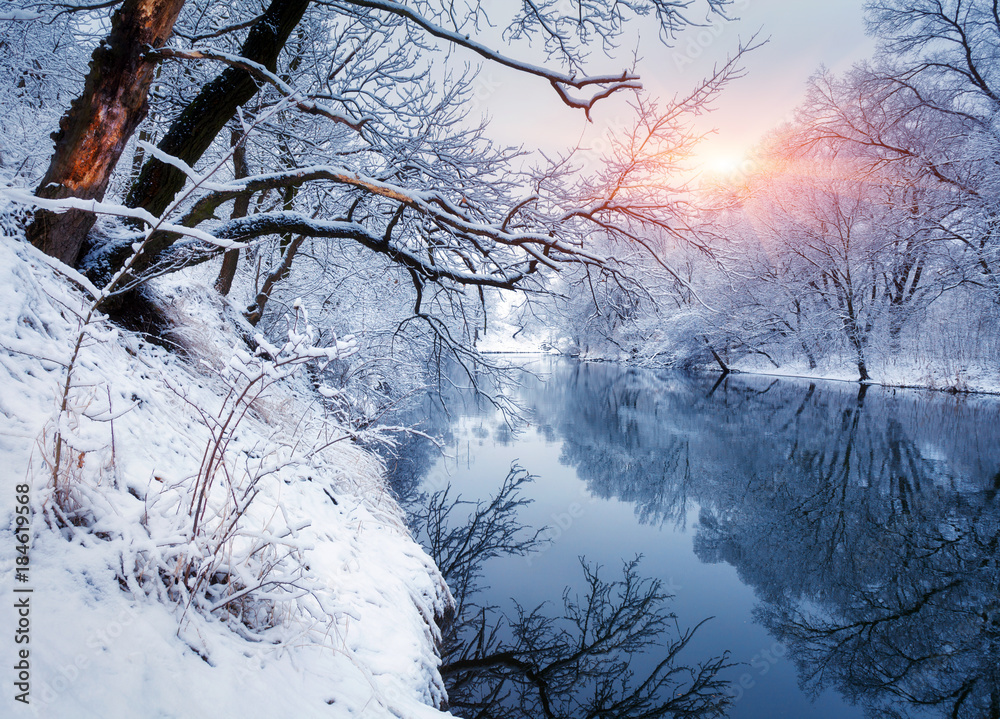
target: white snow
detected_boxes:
[0,234,454,718]
[0,10,42,20]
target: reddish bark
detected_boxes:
[26,0,186,267]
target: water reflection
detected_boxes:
[383,360,1000,718]
[398,438,733,716]
[519,364,1000,719]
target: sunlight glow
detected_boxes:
[702,153,745,176]
[690,139,758,184]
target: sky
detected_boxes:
[470,0,876,172]
[672,0,876,162]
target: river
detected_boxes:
[384,358,1000,719]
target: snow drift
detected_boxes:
[0,232,454,718]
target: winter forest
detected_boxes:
[1,0,999,718]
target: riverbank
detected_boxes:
[0,238,454,717]
[534,349,1000,397]
[476,325,1000,396]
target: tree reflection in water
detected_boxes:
[407,465,734,719]
[522,364,1000,719]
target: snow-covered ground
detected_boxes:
[696,353,1000,395]
[525,332,1000,396]
[0,235,454,718]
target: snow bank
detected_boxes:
[0,236,454,718]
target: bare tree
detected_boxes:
[798,0,1000,299]
[23,0,185,265]
[4,0,759,403]
[18,0,741,282]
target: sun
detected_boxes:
[687,133,750,179]
[705,154,743,174]
[698,150,748,179]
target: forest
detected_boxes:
[3,0,999,391]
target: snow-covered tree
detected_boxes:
[8,0,743,332]
[802,0,1000,300]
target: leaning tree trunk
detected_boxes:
[88,0,311,288]
[25,0,186,267]
[126,0,310,222]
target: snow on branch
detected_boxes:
[330,0,645,117]
[211,212,536,289]
[3,188,245,250]
[146,47,371,131]
[0,9,43,20]
[173,162,624,276]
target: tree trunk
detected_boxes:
[800,341,817,370]
[126,0,310,219]
[25,0,185,267]
[215,246,242,297]
[214,129,251,296]
[245,235,305,326]
[702,336,730,375]
[856,356,870,383]
[849,330,870,382]
[93,0,311,289]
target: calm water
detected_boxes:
[385,358,1000,719]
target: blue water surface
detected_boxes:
[385,359,1000,719]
